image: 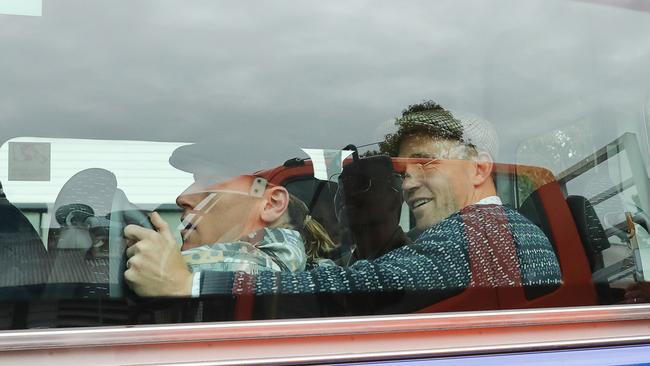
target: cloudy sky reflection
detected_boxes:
[1,0,649,173]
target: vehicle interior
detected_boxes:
[1,0,650,331]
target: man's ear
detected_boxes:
[260,186,290,225]
[471,151,494,187]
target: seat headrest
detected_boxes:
[518,191,553,245]
[566,195,610,256]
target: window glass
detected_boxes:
[1,0,650,329]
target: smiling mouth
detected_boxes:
[411,198,432,209]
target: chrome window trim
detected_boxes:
[1,304,650,352]
[136,338,650,366]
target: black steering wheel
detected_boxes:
[52,168,154,299]
[108,188,154,298]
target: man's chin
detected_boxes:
[414,217,434,231]
[414,214,448,231]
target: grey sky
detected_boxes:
[1,0,650,173]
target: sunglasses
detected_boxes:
[334,172,403,196]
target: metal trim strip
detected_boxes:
[1,304,650,351]
[155,336,650,366]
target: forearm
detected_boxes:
[199,242,470,296]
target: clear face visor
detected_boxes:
[390,157,479,202]
[177,176,269,243]
[392,156,477,175]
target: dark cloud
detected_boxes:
[1,0,649,168]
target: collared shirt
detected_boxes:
[476,195,502,205]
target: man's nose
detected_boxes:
[402,164,422,185]
[176,181,206,209]
[401,165,422,195]
[176,193,191,210]
[176,191,201,210]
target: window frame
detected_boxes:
[1,305,650,364]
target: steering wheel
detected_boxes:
[52,168,155,298]
[108,188,154,298]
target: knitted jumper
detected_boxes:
[199,204,561,296]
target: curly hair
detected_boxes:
[378,100,473,157]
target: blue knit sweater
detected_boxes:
[200,204,561,296]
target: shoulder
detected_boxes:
[500,206,555,249]
[502,205,532,222]
[408,212,468,258]
[260,227,303,246]
[502,206,546,233]
[417,212,464,242]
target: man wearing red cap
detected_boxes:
[124,101,560,314]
